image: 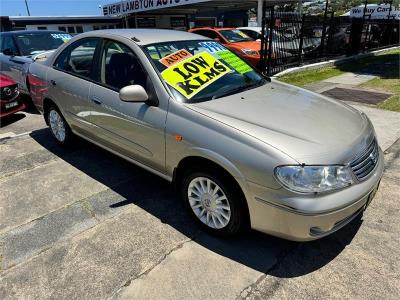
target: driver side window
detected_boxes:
[99,40,147,91]
[0,35,18,55]
[195,30,223,43]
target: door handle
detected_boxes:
[91,97,102,105]
[50,80,57,86]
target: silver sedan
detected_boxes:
[28,29,383,241]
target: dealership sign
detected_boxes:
[350,4,400,19]
[103,0,209,16]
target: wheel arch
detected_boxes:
[173,155,251,228]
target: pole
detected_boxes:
[320,0,329,57]
[362,0,368,21]
[361,0,368,52]
[266,6,274,76]
[257,0,263,26]
[298,14,305,64]
[388,0,393,19]
[24,0,31,16]
[260,0,267,72]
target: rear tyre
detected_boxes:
[47,105,73,146]
[181,169,247,237]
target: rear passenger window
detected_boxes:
[54,38,99,79]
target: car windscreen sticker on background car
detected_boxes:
[50,33,72,43]
[199,42,226,53]
[161,51,231,99]
[159,49,193,67]
[216,50,254,74]
[233,30,251,39]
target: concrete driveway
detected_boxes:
[0,107,399,299]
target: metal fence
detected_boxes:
[259,5,400,75]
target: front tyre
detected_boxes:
[181,171,247,237]
[47,106,73,146]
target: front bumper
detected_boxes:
[246,148,384,241]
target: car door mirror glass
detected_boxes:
[119,85,148,102]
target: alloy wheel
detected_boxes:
[49,110,66,142]
[187,177,231,229]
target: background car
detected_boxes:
[0,75,25,119]
[188,27,262,68]
[238,26,320,59]
[0,30,72,95]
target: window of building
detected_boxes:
[76,26,83,33]
[93,26,99,30]
[38,26,47,30]
[108,25,114,29]
[101,25,107,29]
[67,26,75,33]
[58,26,67,32]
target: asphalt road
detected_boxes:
[0,109,399,299]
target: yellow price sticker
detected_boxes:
[161,51,231,99]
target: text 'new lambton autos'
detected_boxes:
[28,29,383,241]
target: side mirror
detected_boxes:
[2,48,15,56]
[119,85,148,102]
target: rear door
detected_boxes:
[47,37,100,135]
[87,38,167,172]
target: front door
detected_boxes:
[88,39,167,172]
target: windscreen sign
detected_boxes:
[103,0,210,16]
[161,51,231,99]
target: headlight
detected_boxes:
[275,165,353,193]
[241,48,259,56]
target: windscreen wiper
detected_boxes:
[214,80,266,99]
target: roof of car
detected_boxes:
[237,27,262,32]
[77,29,210,45]
[190,27,236,32]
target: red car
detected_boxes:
[188,27,262,68]
[0,75,25,119]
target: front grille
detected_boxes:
[350,139,379,181]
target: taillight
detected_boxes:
[27,73,46,87]
[27,73,48,102]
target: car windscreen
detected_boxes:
[14,32,72,56]
[144,40,266,103]
[219,30,253,43]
